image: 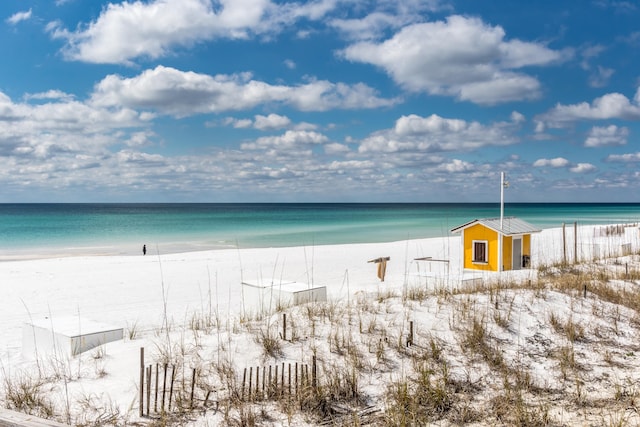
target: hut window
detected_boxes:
[473,240,487,263]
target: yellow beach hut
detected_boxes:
[451,216,541,272]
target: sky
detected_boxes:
[1,0,640,203]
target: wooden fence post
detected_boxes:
[146,366,151,416]
[139,347,144,417]
[281,362,285,398]
[154,364,159,413]
[255,366,260,399]
[242,367,247,400]
[283,313,287,341]
[274,365,279,398]
[168,365,176,411]
[312,356,317,392]
[161,364,168,412]
[190,368,196,410]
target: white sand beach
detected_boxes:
[1,223,639,425]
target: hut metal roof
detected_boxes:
[451,216,541,236]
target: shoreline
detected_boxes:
[1,219,638,263]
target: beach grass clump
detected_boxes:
[382,366,456,425]
[460,316,504,369]
[74,393,123,427]
[254,327,283,360]
[3,372,55,420]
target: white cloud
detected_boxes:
[539,90,640,126]
[24,90,75,102]
[437,159,475,173]
[0,90,150,161]
[358,113,519,154]
[324,142,350,155]
[341,15,566,104]
[606,152,640,162]
[510,111,525,123]
[570,163,596,173]
[254,114,291,130]
[50,0,265,64]
[241,130,329,151]
[533,157,570,168]
[90,66,398,116]
[6,9,32,25]
[330,12,403,41]
[329,0,449,41]
[588,66,615,88]
[584,125,628,147]
[49,0,338,65]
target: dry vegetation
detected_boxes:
[4,250,640,426]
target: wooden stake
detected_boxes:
[268,365,272,398]
[139,347,144,417]
[146,366,151,416]
[242,367,247,400]
[162,364,168,412]
[312,356,317,391]
[190,368,196,410]
[154,363,159,412]
[248,367,253,401]
[274,365,278,398]
[283,313,287,341]
[168,365,176,411]
[281,362,285,398]
[288,363,292,397]
[256,366,260,399]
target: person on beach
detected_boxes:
[142,244,146,255]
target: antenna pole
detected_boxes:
[498,172,506,272]
[500,172,505,230]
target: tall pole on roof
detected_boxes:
[500,172,505,231]
[499,172,508,272]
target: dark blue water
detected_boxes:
[0,203,638,257]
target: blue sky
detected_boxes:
[1,0,640,202]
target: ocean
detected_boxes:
[1,203,639,259]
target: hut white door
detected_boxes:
[512,238,522,270]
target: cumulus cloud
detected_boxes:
[241,130,329,151]
[0,90,150,160]
[329,0,451,41]
[584,125,628,147]
[6,9,32,25]
[49,0,338,65]
[358,113,520,154]
[533,157,570,168]
[341,15,566,104]
[538,89,640,126]
[254,114,291,130]
[90,66,397,116]
[606,152,640,162]
[569,163,596,173]
[437,159,475,173]
[24,90,75,102]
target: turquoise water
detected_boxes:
[0,203,639,257]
